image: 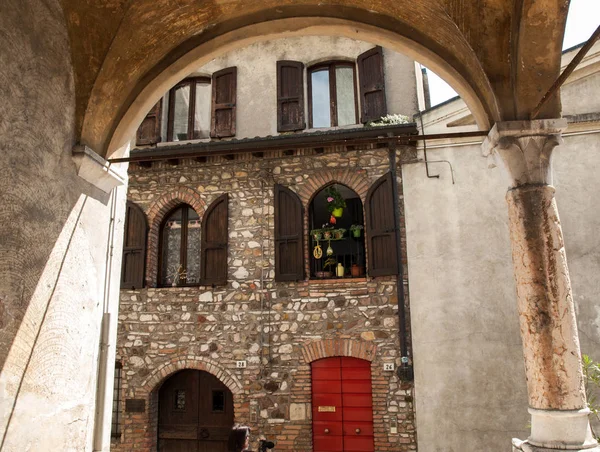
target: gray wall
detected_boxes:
[403,132,600,451]
[0,1,125,450]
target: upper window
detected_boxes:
[308,62,358,128]
[166,77,211,142]
[159,205,201,286]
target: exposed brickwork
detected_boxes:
[112,145,416,451]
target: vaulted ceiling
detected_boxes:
[58,0,570,156]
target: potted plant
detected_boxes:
[350,224,363,238]
[311,229,323,241]
[333,228,346,240]
[316,257,337,279]
[325,186,346,218]
[351,263,364,277]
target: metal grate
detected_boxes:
[111,362,123,439]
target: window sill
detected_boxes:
[306,277,367,284]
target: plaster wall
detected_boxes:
[0,0,126,450]
[562,73,600,116]
[403,132,600,451]
[157,36,418,141]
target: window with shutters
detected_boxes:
[121,202,147,289]
[200,194,229,286]
[274,185,304,282]
[158,205,202,286]
[365,173,399,277]
[308,184,365,279]
[308,62,358,128]
[277,61,305,132]
[136,101,162,146]
[211,67,237,138]
[166,77,212,142]
[357,46,387,123]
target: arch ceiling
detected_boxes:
[59,0,570,157]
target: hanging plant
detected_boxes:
[325,186,346,218]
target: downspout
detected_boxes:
[93,185,119,451]
[388,140,413,381]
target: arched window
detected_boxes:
[309,184,365,279]
[158,204,201,286]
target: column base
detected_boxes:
[513,439,600,452]
[513,408,599,451]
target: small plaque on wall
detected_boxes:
[125,398,146,413]
[318,406,336,412]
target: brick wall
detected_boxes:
[112,145,416,451]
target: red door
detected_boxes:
[312,357,374,452]
[158,370,234,452]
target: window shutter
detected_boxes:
[121,202,147,289]
[357,46,387,123]
[136,100,162,146]
[201,194,228,285]
[366,173,398,276]
[277,61,305,132]
[274,184,304,281]
[210,67,237,138]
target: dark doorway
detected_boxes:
[158,370,234,452]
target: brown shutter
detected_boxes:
[277,61,305,132]
[201,194,228,285]
[136,100,162,146]
[210,67,237,138]
[366,173,398,276]
[121,202,147,289]
[357,46,387,123]
[274,184,304,281]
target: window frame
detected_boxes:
[111,362,123,440]
[307,61,359,128]
[157,204,201,287]
[166,76,211,142]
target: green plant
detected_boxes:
[325,186,346,213]
[349,224,363,232]
[583,354,600,440]
[367,114,411,127]
[323,257,337,271]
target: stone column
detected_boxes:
[482,119,599,451]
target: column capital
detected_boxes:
[482,119,567,189]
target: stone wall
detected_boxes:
[113,146,416,451]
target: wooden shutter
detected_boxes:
[274,184,304,281]
[201,194,228,285]
[357,46,387,123]
[366,173,398,276]
[277,61,305,132]
[136,100,162,145]
[210,67,237,138]
[121,202,147,289]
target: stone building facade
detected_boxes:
[114,145,416,451]
[112,35,419,451]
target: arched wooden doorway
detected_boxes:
[312,357,374,451]
[158,370,234,452]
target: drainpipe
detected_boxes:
[388,141,413,381]
[93,186,119,451]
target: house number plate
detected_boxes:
[318,406,336,412]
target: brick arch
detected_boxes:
[139,357,244,397]
[296,169,371,207]
[145,187,206,287]
[300,338,377,365]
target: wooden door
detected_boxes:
[312,358,374,452]
[158,370,234,452]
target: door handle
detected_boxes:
[355,428,361,434]
[324,428,330,434]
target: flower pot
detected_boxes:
[351,265,364,277]
[333,229,345,240]
[332,207,344,218]
[323,231,332,240]
[352,229,362,238]
[312,231,323,241]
